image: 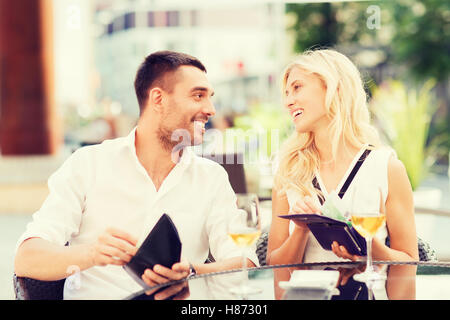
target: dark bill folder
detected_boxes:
[278,214,367,256]
[123,213,182,289]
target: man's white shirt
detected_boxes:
[16,127,259,299]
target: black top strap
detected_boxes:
[312,176,326,205]
[338,149,372,198]
[313,148,372,205]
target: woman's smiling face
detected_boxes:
[284,66,329,134]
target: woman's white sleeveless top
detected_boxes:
[285,145,395,299]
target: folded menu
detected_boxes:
[278,213,367,256]
[123,213,182,289]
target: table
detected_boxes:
[133,260,450,300]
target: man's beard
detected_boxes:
[157,124,181,152]
[156,120,195,153]
[157,108,207,153]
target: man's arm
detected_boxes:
[15,228,138,281]
[139,257,256,300]
[15,238,94,280]
[14,148,138,280]
[204,167,259,270]
[141,165,257,300]
[193,257,255,275]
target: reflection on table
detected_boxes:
[184,261,450,300]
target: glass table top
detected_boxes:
[129,260,450,300]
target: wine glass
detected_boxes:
[227,193,262,299]
[349,186,387,300]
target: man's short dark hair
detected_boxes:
[134,50,207,114]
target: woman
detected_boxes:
[267,49,418,300]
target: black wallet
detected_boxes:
[123,213,182,290]
[279,214,367,256]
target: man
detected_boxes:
[14,51,258,300]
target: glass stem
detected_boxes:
[366,237,374,300]
[242,249,248,300]
[366,237,373,273]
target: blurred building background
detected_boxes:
[0,0,449,299]
[94,0,286,118]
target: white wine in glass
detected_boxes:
[351,215,386,239]
[350,187,387,299]
[228,227,261,248]
[227,193,262,299]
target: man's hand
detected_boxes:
[88,228,138,267]
[141,262,191,300]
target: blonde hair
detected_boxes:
[274,49,382,198]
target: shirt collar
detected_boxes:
[122,126,194,169]
[123,126,137,151]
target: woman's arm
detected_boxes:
[331,156,418,263]
[267,188,311,265]
[379,157,418,299]
[267,187,311,299]
[368,157,418,262]
[329,156,418,299]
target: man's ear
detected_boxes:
[148,87,164,113]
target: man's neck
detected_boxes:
[134,125,182,191]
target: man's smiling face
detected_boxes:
[157,65,216,149]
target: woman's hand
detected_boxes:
[290,196,321,229]
[331,241,360,261]
[336,265,365,286]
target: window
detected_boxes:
[167,11,179,27]
[147,11,154,27]
[190,10,197,26]
[124,12,136,30]
[107,22,114,35]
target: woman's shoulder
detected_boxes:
[378,148,412,196]
[369,144,396,158]
[386,155,408,183]
[364,145,397,168]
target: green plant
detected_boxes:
[370,79,439,190]
[233,102,293,159]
